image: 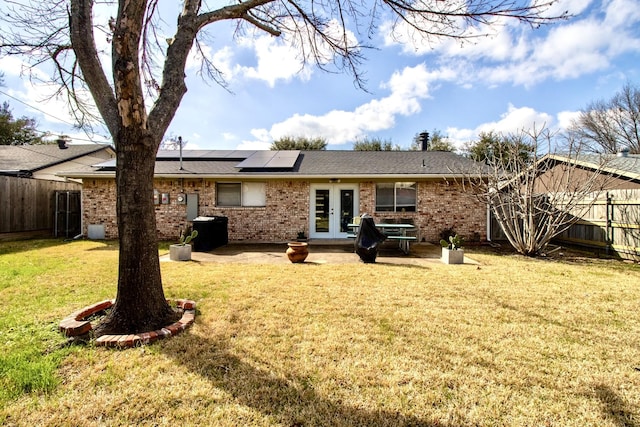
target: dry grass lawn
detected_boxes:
[1,240,639,426]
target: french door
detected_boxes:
[309,184,358,239]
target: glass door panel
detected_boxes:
[339,189,354,233]
[314,189,330,233]
[310,185,358,239]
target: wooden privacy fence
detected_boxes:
[555,189,640,260]
[489,189,640,260]
[0,176,81,240]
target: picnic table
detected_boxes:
[348,222,417,255]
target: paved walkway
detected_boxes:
[161,241,476,265]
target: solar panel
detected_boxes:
[235,150,300,169]
[156,150,255,160]
[93,159,116,168]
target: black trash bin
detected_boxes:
[192,216,228,251]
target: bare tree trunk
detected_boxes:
[95,129,180,335]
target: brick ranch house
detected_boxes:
[58,150,488,244]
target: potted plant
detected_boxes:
[296,230,308,242]
[440,234,464,264]
[170,228,198,261]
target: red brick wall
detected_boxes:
[201,180,310,241]
[81,179,310,242]
[358,180,486,243]
[82,179,118,238]
[81,178,486,243]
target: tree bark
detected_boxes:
[71,0,181,335]
[95,128,180,335]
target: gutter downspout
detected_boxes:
[75,189,84,240]
[486,203,492,242]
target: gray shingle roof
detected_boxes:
[0,144,113,175]
[60,149,484,178]
[295,151,476,175]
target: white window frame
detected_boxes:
[216,182,266,207]
[375,182,416,212]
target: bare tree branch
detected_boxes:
[69,0,119,136]
[570,83,640,155]
[461,127,613,256]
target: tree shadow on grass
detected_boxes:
[161,332,461,427]
[594,384,639,427]
[0,238,70,256]
[84,240,120,251]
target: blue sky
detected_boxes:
[1,0,640,151]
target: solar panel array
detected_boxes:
[93,150,301,171]
[235,150,300,169]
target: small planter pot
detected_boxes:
[286,242,309,263]
[170,244,192,261]
[441,247,464,264]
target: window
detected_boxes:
[375,182,416,212]
[216,182,266,207]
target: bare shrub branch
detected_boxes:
[462,127,613,256]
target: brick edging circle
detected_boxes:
[59,299,196,348]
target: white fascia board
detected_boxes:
[56,172,479,180]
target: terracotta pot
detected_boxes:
[286,242,309,263]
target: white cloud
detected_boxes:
[381,0,640,89]
[604,0,640,28]
[11,80,98,127]
[447,104,555,149]
[1,64,90,129]
[556,110,581,130]
[544,0,595,17]
[235,35,311,87]
[478,104,554,133]
[245,63,436,147]
[237,128,272,149]
[0,56,30,77]
[60,130,111,145]
[237,139,272,150]
[206,18,360,88]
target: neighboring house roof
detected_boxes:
[545,153,640,183]
[0,144,115,177]
[58,149,484,179]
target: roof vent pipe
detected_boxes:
[419,132,430,151]
[617,147,630,158]
[57,138,68,149]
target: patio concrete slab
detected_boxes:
[160,241,478,265]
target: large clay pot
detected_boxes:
[286,242,309,263]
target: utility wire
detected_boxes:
[0,88,111,144]
[0,88,78,128]
[0,90,115,168]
